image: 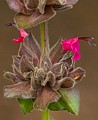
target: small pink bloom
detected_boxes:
[61,37,95,61]
[13,29,28,43]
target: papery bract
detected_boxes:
[13,29,28,43]
[6,0,79,29]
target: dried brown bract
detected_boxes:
[6,0,79,29]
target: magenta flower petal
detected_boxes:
[20,29,28,38]
[62,36,96,61]
[72,51,81,61]
[13,37,23,43]
[61,37,80,61]
[72,42,80,52]
[13,29,28,43]
[62,37,79,50]
[62,42,72,51]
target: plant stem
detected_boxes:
[42,109,50,120]
[40,23,51,120]
[40,22,49,54]
[40,22,45,53]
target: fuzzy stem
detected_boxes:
[40,23,51,120]
[40,22,45,53]
[42,109,50,120]
[40,22,49,54]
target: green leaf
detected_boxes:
[18,99,34,114]
[48,97,67,111]
[48,88,80,115]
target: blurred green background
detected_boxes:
[0,0,98,120]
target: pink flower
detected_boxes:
[13,29,28,43]
[61,37,96,61]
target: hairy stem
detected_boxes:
[40,22,49,54]
[40,23,51,120]
[42,109,50,120]
[40,22,45,53]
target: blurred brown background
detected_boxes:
[0,0,98,120]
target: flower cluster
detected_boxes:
[6,0,78,29]
[4,32,87,110]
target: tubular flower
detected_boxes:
[3,33,86,110]
[61,37,96,61]
[6,0,79,29]
[13,29,28,43]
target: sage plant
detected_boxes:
[4,0,96,120]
